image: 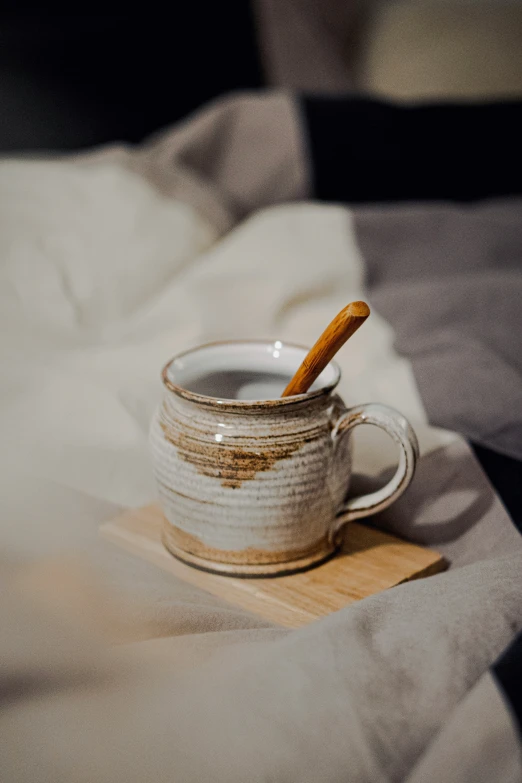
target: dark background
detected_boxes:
[0,4,263,151]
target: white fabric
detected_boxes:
[0,156,434,536]
[1,109,521,783]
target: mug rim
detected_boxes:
[161,339,341,410]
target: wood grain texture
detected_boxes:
[282,301,370,397]
[100,504,446,628]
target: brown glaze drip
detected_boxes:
[160,421,307,488]
[163,521,331,565]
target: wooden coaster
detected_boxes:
[101,504,446,628]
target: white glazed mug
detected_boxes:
[149,340,419,576]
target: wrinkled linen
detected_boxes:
[1,93,521,782]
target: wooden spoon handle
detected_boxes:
[281,301,370,397]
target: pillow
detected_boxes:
[357,1,522,99]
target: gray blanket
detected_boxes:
[357,201,522,460]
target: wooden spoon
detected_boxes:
[281,301,370,397]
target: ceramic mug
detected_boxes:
[149,340,419,576]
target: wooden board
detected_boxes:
[101,504,446,628]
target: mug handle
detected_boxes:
[329,402,419,543]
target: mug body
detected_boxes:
[149,341,349,576]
